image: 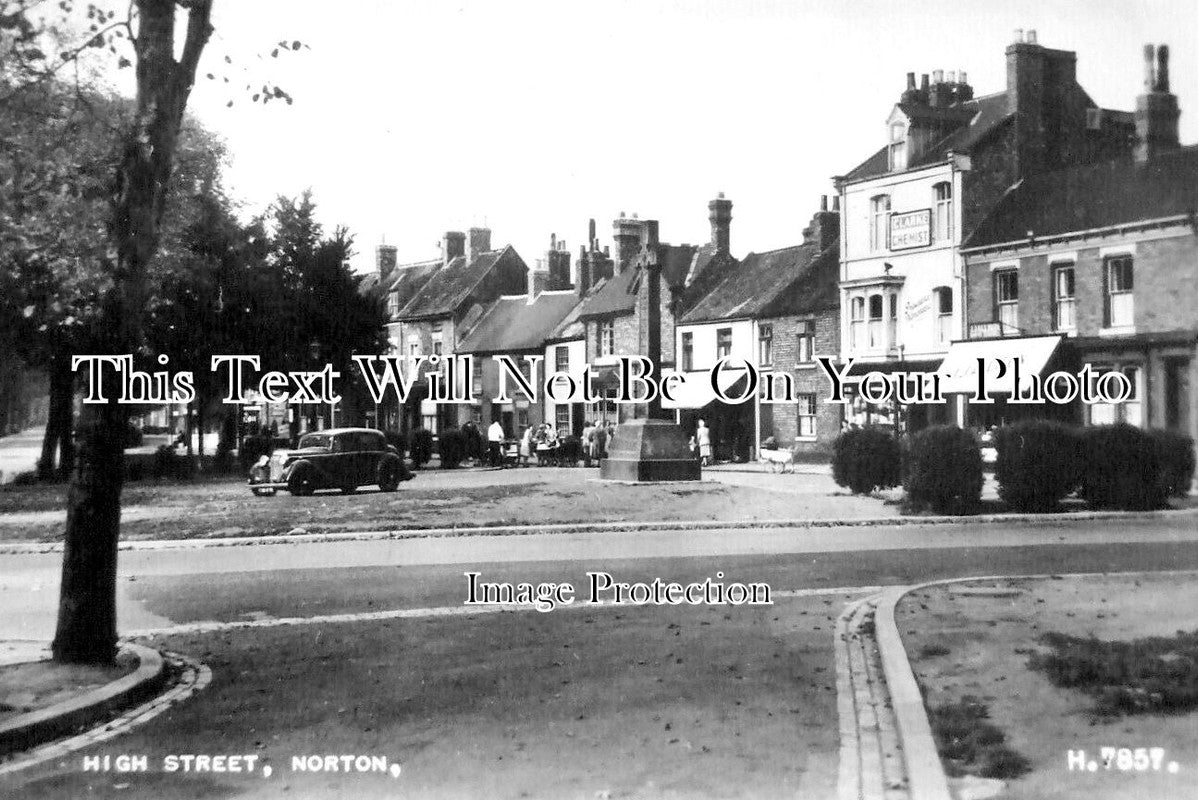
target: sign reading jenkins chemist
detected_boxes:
[889,208,931,250]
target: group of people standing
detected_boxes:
[482,418,618,468]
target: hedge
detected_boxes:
[1078,424,1165,510]
[994,421,1084,512]
[903,425,983,515]
[1149,429,1195,497]
[831,427,901,495]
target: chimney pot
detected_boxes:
[832,195,841,211]
[906,71,916,89]
[960,70,968,85]
[920,73,930,91]
[1143,43,1157,89]
[933,69,944,83]
[820,195,828,212]
[1013,28,1023,43]
[1026,29,1037,44]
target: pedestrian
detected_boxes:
[580,420,595,467]
[487,419,505,467]
[519,425,534,467]
[593,422,608,462]
[696,418,712,467]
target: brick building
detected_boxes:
[378,228,528,434]
[573,198,736,424]
[957,44,1197,450]
[674,199,841,460]
[834,30,1135,433]
[455,236,580,438]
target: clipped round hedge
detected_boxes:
[903,425,983,515]
[1078,423,1164,510]
[994,420,1083,512]
[1149,428,1195,497]
[831,427,901,495]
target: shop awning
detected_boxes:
[938,335,1063,395]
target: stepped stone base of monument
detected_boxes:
[599,418,701,482]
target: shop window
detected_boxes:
[681,332,694,371]
[517,408,530,430]
[1105,255,1134,328]
[758,324,773,366]
[1053,264,1076,331]
[797,394,817,438]
[554,405,570,432]
[934,286,953,344]
[995,270,1019,332]
[933,182,953,242]
[716,327,733,360]
[870,195,891,251]
[1088,364,1143,427]
[796,320,815,363]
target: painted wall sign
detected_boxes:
[889,209,931,250]
[904,294,931,320]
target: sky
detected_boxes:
[123,1,1198,274]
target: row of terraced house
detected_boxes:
[359,31,1198,463]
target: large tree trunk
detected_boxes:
[52,0,213,665]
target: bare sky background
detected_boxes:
[151,0,1198,274]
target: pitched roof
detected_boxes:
[660,244,698,288]
[841,92,1013,183]
[456,292,581,354]
[964,146,1198,249]
[397,248,512,320]
[681,241,838,324]
[576,267,638,318]
[385,258,440,312]
[545,291,591,343]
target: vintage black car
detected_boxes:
[248,427,410,496]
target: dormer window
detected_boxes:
[888,122,907,171]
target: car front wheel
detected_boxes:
[287,463,316,496]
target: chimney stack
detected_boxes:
[1006,30,1082,177]
[708,192,732,253]
[612,213,643,274]
[468,227,491,261]
[544,233,573,291]
[1135,43,1181,162]
[442,231,465,266]
[803,196,840,251]
[375,243,397,283]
